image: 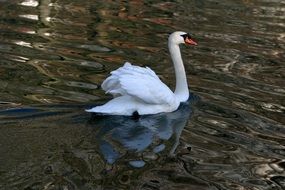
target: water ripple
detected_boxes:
[0,0,284,189]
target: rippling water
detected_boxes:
[0,0,284,189]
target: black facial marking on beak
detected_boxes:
[181,33,192,40]
[181,33,197,45]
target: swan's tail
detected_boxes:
[85,104,119,115]
[85,96,136,116]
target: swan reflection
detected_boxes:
[87,100,193,167]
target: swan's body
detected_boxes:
[86,31,197,116]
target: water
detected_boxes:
[0,0,284,189]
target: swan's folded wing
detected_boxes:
[102,62,156,96]
[119,74,175,105]
[101,62,176,105]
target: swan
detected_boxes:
[86,31,197,116]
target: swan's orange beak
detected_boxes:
[185,37,197,45]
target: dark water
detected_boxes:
[0,0,284,189]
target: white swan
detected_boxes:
[86,31,197,116]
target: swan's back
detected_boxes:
[102,62,159,97]
[86,62,179,115]
[101,62,176,105]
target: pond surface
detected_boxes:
[0,0,285,189]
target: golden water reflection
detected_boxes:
[0,0,284,189]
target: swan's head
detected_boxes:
[168,31,197,46]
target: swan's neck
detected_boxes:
[168,42,189,102]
